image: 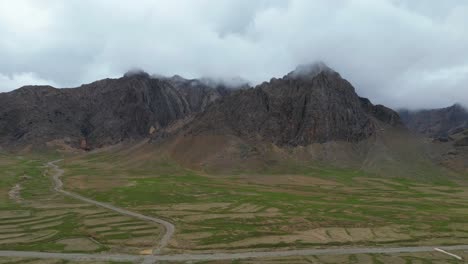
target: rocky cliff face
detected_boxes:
[185,64,401,146]
[164,75,247,113]
[399,104,468,137]
[0,72,228,149]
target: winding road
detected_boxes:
[1,160,466,263]
[47,160,174,254]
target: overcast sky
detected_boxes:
[0,0,467,109]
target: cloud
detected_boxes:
[0,0,467,109]
[0,72,57,92]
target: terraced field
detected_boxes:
[2,149,468,264]
[60,150,468,253]
[0,154,163,254]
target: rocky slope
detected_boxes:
[399,104,468,138]
[0,71,232,149]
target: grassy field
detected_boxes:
[0,153,163,254]
[2,146,468,258]
[59,150,468,253]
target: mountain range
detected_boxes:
[0,63,466,176]
[399,104,468,138]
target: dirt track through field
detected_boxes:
[1,245,468,263]
[4,161,461,263]
[47,160,175,254]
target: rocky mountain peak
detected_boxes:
[187,63,400,147]
[285,61,337,81]
[123,68,150,78]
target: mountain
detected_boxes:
[1,63,453,179]
[159,64,445,178]
[0,64,401,151]
[397,104,468,174]
[181,63,401,147]
[0,71,239,149]
[399,104,468,138]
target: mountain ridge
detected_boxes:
[399,104,468,138]
[0,64,402,151]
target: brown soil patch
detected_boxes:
[149,210,199,217]
[99,231,126,236]
[347,227,375,240]
[8,184,22,203]
[236,175,339,187]
[193,225,411,249]
[139,249,153,255]
[83,216,134,226]
[449,223,468,231]
[115,225,154,231]
[86,226,113,233]
[327,227,353,241]
[231,203,262,213]
[177,231,212,241]
[300,228,332,243]
[57,237,100,251]
[131,229,159,235]
[34,210,69,218]
[170,202,231,211]
[372,226,411,241]
[265,207,280,213]
[69,208,108,215]
[19,215,67,227]
[182,211,280,222]
[197,228,332,249]
[32,203,90,209]
[0,233,25,240]
[0,227,24,232]
[2,216,46,225]
[109,235,157,247]
[0,230,57,245]
[29,221,63,230]
[0,210,31,219]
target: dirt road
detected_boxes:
[1,245,468,263]
[47,160,175,253]
[22,160,465,263]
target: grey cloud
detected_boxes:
[0,0,467,109]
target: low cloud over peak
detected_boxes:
[0,0,467,109]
